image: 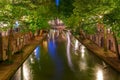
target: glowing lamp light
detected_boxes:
[55,0,60,7]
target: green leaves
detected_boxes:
[0,0,54,32]
[71,0,119,36]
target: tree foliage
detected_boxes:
[0,0,55,32]
[71,0,118,34]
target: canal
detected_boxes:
[11,30,120,80]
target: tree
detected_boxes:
[0,0,53,62]
[72,0,116,51]
[103,1,120,59]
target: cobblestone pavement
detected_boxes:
[76,36,120,73]
[0,36,43,80]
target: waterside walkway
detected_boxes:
[76,35,120,73]
[0,35,45,80]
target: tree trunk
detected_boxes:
[37,29,40,36]
[104,26,108,52]
[113,31,120,59]
[40,30,43,36]
[7,41,12,63]
[0,33,3,61]
[7,29,14,63]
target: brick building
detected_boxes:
[0,30,32,61]
[87,23,117,53]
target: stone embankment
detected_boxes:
[75,35,120,73]
[0,35,45,80]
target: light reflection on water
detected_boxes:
[96,68,103,80]
[81,45,85,59]
[11,68,21,80]
[75,40,79,50]
[48,37,63,80]
[23,60,32,80]
[34,46,40,60]
[11,30,120,80]
[66,31,75,72]
[79,45,88,71]
[11,56,33,80]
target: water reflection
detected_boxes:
[81,45,85,58]
[75,40,79,50]
[48,38,63,80]
[78,45,87,71]
[23,60,32,80]
[11,56,33,80]
[66,31,74,71]
[34,46,40,60]
[11,68,22,80]
[11,30,120,80]
[43,40,48,52]
[96,68,103,80]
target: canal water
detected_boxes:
[11,30,120,80]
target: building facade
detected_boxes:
[0,30,33,61]
[87,23,116,53]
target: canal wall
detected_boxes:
[0,34,45,80]
[0,31,33,61]
[75,35,120,73]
